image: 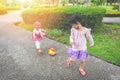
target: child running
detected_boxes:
[66,14,94,76]
[32,21,46,54]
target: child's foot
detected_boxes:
[66,59,71,67]
[38,49,42,54]
[79,69,86,76]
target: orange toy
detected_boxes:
[48,47,56,56]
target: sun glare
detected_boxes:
[18,0,25,3]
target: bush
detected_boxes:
[22,6,106,30]
[0,6,7,15]
[47,29,69,44]
[18,22,34,31]
[7,7,21,10]
[112,5,119,11]
[47,29,62,38]
[105,10,120,17]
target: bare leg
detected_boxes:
[66,58,75,67]
[79,60,86,76]
[80,60,85,70]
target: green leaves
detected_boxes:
[22,6,106,30]
[0,6,7,15]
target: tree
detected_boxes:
[0,0,7,6]
[118,0,120,11]
[87,0,91,6]
[75,0,86,5]
[34,0,44,5]
[61,0,69,6]
[52,0,54,6]
[107,0,114,5]
[57,0,60,6]
[69,0,78,6]
[92,0,106,6]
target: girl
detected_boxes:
[32,21,46,54]
[66,15,94,76]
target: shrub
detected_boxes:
[105,10,120,17]
[112,5,119,11]
[47,29,62,38]
[22,6,106,30]
[7,7,21,10]
[0,6,7,15]
[18,22,34,31]
[47,29,69,44]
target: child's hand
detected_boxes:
[70,42,74,46]
[42,29,47,33]
[90,44,94,47]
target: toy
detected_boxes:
[48,47,56,56]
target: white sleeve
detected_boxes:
[70,28,74,43]
[86,29,94,46]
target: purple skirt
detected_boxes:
[68,48,89,60]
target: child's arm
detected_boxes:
[86,29,94,47]
[41,29,46,35]
[70,28,74,46]
[33,30,36,39]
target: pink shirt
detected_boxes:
[32,29,45,42]
[70,27,94,50]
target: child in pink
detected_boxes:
[32,21,46,54]
[66,15,94,76]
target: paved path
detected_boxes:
[0,11,120,80]
[102,17,120,23]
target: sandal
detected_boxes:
[79,69,86,76]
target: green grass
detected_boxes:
[18,22,34,31]
[88,24,120,65]
[18,22,120,66]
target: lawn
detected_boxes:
[88,24,120,66]
[18,22,120,66]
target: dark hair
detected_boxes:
[69,14,82,25]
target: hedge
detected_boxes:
[0,6,7,15]
[105,10,120,17]
[7,7,21,10]
[22,6,106,30]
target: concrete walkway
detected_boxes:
[0,11,120,80]
[102,17,120,23]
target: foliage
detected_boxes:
[47,29,62,38]
[92,0,106,5]
[18,22,34,31]
[105,10,120,17]
[22,6,106,30]
[61,0,69,6]
[46,29,70,44]
[0,6,7,15]
[7,7,21,10]
[89,23,120,66]
[112,4,119,11]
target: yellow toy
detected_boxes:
[48,47,56,56]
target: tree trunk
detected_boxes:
[87,0,91,6]
[53,0,54,6]
[118,0,120,11]
[105,0,108,5]
[57,0,60,6]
